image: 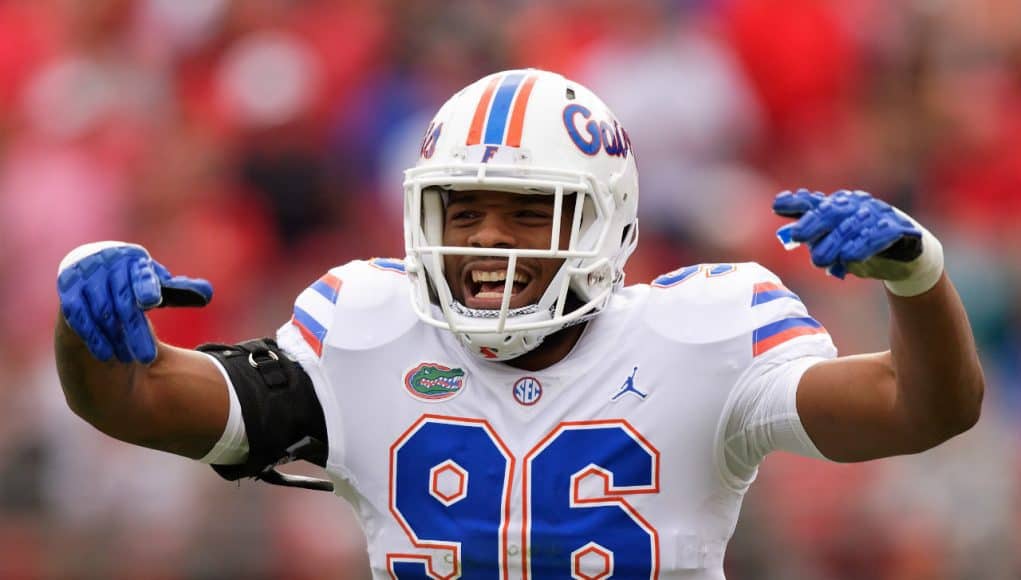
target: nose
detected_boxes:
[467,214,517,249]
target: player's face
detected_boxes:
[443,190,573,310]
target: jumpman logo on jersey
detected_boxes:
[611,366,647,401]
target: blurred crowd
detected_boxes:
[0,0,1018,578]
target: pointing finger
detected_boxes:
[772,188,825,218]
[131,257,163,309]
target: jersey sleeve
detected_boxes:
[282,269,345,359]
[273,266,347,477]
[273,258,416,477]
[277,258,415,356]
[716,263,838,490]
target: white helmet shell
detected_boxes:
[403,69,639,361]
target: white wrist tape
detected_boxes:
[882,215,944,297]
[198,353,250,465]
[58,241,149,275]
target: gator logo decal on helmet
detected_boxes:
[403,363,467,402]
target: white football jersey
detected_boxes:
[275,258,837,579]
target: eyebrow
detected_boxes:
[445,194,477,206]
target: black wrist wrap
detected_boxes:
[197,338,332,492]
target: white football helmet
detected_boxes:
[403,69,639,361]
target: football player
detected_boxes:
[55,69,983,579]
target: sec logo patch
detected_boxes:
[512,376,542,406]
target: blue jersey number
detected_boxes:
[388,416,660,579]
[388,416,513,579]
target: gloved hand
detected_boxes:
[773,189,944,296]
[57,241,213,364]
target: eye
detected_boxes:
[515,209,553,222]
[448,209,481,223]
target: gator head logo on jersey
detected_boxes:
[404,363,467,401]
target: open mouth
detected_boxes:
[462,264,533,308]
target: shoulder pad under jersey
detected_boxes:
[287,258,418,354]
[643,262,832,357]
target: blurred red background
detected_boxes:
[0,1,1018,578]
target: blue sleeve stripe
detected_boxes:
[753,316,822,343]
[752,288,801,306]
[311,278,340,304]
[752,317,827,356]
[750,281,801,306]
[293,306,327,341]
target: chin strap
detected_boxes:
[448,300,542,319]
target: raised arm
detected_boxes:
[773,190,985,461]
[54,242,227,459]
[795,275,983,461]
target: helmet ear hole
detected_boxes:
[621,223,637,247]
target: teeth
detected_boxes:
[471,270,530,283]
[472,270,505,282]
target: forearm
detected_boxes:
[887,273,984,438]
[54,311,141,425]
[55,242,227,459]
[55,313,229,458]
[779,189,986,460]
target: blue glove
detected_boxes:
[772,189,944,296]
[57,242,213,364]
[773,189,924,278]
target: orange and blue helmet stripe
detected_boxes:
[466,72,539,147]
